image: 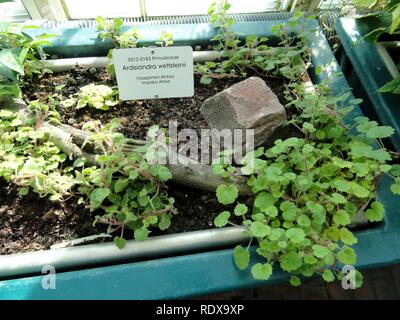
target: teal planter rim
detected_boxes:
[335,16,400,152]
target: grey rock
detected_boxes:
[67,118,77,125]
[88,67,97,75]
[200,77,286,147]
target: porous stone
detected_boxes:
[200,76,286,147]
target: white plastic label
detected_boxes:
[112,46,194,100]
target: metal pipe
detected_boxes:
[43,51,224,72]
[0,227,249,278]
[44,56,110,72]
[42,48,285,72]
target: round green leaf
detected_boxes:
[233,245,249,270]
[114,236,126,249]
[159,215,171,230]
[90,187,110,210]
[365,201,384,222]
[264,205,278,217]
[331,193,347,204]
[333,210,351,226]
[366,126,395,139]
[114,178,129,193]
[280,251,302,272]
[340,227,358,245]
[280,201,298,221]
[289,275,301,286]
[251,263,273,280]
[234,203,248,216]
[216,184,238,205]
[285,228,305,244]
[297,214,311,227]
[390,183,400,195]
[254,192,276,211]
[337,246,356,265]
[312,244,329,258]
[134,228,149,241]
[214,211,231,227]
[250,221,271,238]
[322,269,335,282]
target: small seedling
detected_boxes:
[61,84,118,110]
[76,119,177,248]
[95,16,141,77]
[156,31,174,47]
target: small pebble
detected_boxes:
[68,118,77,125]
[195,45,202,51]
[0,229,9,237]
[88,67,97,75]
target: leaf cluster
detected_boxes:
[212,72,399,286]
[0,103,75,201]
[61,84,118,110]
[196,5,310,85]
[75,119,176,247]
[0,23,55,99]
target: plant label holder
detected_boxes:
[113,46,194,100]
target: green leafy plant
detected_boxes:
[75,119,177,248]
[195,3,310,84]
[0,102,76,201]
[0,23,55,100]
[378,75,400,94]
[61,84,118,110]
[95,16,140,76]
[0,81,20,98]
[350,0,400,35]
[204,4,399,285]
[208,0,239,51]
[156,31,174,47]
[308,2,399,94]
[212,78,400,285]
[96,16,140,49]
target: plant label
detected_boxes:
[113,46,194,100]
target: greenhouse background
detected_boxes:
[1,1,341,21]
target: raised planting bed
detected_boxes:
[335,16,400,151]
[1,10,400,299]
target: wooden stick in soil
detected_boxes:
[12,99,252,196]
[151,98,163,119]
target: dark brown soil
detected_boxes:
[0,180,103,254]
[0,67,291,255]
[162,185,251,235]
[0,179,249,254]
[22,66,288,140]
